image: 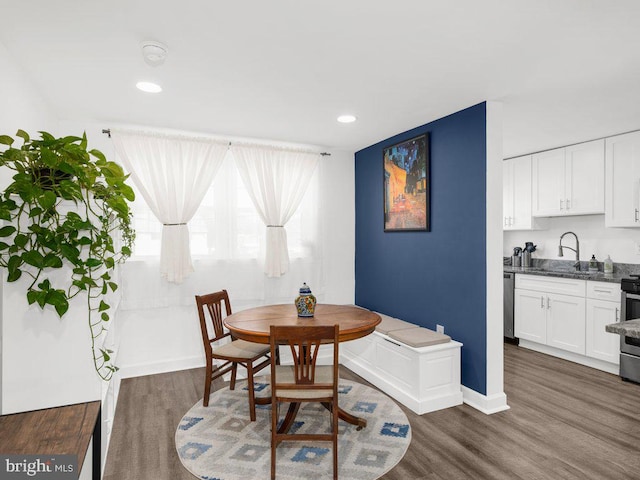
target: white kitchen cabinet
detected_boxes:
[532,148,565,216]
[585,281,621,364]
[546,293,586,355]
[514,288,547,343]
[586,299,620,364]
[605,130,640,227]
[532,139,605,217]
[515,287,585,354]
[503,155,544,230]
[515,275,621,371]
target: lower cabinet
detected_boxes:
[514,275,620,369]
[514,288,585,354]
[546,293,586,354]
[514,289,547,343]
[586,298,621,364]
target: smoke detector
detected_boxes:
[141,41,168,67]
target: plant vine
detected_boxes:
[0,130,135,380]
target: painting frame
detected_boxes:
[383,133,430,232]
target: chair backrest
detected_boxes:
[195,290,233,355]
[270,325,339,393]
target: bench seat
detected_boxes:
[341,310,462,414]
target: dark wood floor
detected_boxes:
[104,344,640,479]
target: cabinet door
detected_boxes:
[586,299,620,364]
[502,160,514,229]
[565,139,605,215]
[511,155,532,229]
[532,148,565,216]
[514,289,546,343]
[605,132,640,227]
[546,293,586,354]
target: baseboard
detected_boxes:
[461,386,510,414]
[518,340,619,376]
[119,355,205,379]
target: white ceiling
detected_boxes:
[1,0,639,156]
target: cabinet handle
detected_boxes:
[559,199,563,210]
[540,296,544,308]
[566,198,570,209]
[546,296,551,309]
[635,208,639,222]
[593,288,612,293]
[509,216,513,226]
[616,307,620,322]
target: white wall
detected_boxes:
[483,102,509,414]
[504,214,640,265]
[0,39,60,414]
[0,41,58,135]
[0,40,58,195]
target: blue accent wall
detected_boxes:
[354,103,487,394]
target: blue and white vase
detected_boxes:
[295,283,316,317]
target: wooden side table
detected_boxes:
[0,401,101,479]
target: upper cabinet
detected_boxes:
[504,155,530,230]
[605,131,640,227]
[532,139,605,217]
[503,155,546,230]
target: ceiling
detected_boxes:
[1,0,639,157]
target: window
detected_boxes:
[129,152,319,261]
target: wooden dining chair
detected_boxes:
[195,290,272,421]
[269,324,340,480]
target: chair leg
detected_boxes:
[247,363,256,421]
[229,363,238,390]
[333,403,338,479]
[203,361,212,407]
[271,400,278,480]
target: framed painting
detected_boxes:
[383,133,429,231]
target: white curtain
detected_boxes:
[111,130,228,283]
[233,145,319,277]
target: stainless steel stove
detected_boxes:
[620,275,640,383]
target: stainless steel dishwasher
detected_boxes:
[503,272,516,340]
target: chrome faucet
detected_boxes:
[558,231,580,271]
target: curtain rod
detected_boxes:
[101,128,331,156]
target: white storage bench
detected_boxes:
[341,312,463,414]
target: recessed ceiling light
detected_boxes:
[337,114,357,123]
[136,81,162,93]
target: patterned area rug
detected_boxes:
[175,378,411,480]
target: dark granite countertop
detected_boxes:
[503,258,640,284]
[606,319,640,339]
[503,266,625,283]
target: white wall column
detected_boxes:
[484,101,509,413]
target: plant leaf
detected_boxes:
[16,129,29,142]
[13,234,28,248]
[38,191,57,210]
[22,250,44,268]
[7,269,22,282]
[43,254,63,268]
[47,290,69,316]
[0,225,16,237]
[98,300,110,312]
[0,135,14,146]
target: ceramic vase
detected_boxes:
[295,283,316,317]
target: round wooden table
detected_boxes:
[224,303,380,343]
[224,304,381,430]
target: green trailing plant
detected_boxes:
[0,130,135,380]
